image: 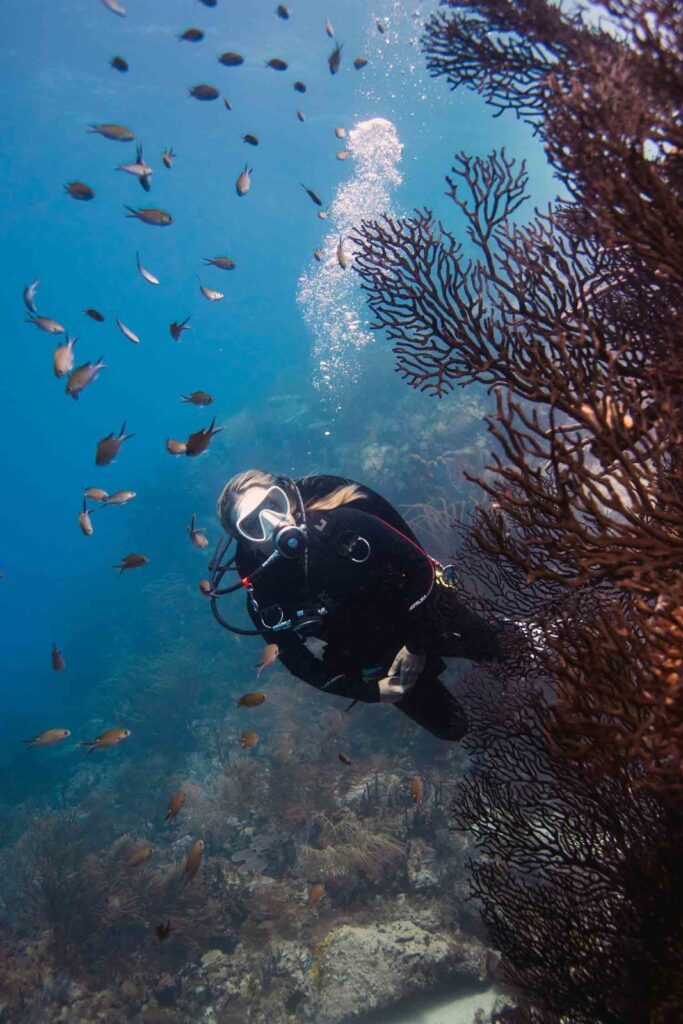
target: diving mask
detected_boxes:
[234,485,292,543]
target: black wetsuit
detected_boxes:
[236,475,502,741]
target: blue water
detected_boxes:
[0,0,555,1016]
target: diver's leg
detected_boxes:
[393,662,468,741]
[434,588,504,663]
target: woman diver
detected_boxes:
[208,471,505,741]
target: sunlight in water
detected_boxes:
[297,117,404,394]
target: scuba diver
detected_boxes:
[208,471,505,741]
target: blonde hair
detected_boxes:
[217,471,367,532]
[304,483,366,512]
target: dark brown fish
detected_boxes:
[124,845,153,869]
[166,438,187,455]
[66,357,105,400]
[51,642,66,673]
[185,417,223,456]
[156,921,172,941]
[65,181,95,201]
[297,110,305,122]
[353,57,368,70]
[376,20,386,34]
[199,0,217,6]
[242,133,259,146]
[87,123,135,141]
[170,316,192,341]
[187,514,209,549]
[124,206,173,226]
[301,183,322,206]
[79,727,131,753]
[203,256,235,270]
[96,422,134,466]
[113,553,149,575]
[218,51,244,66]
[276,4,290,18]
[179,28,204,42]
[240,730,259,748]
[266,58,288,71]
[328,42,342,75]
[409,776,424,804]
[189,84,219,100]
[236,692,266,708]
[162,147,176,168]
[23,728,71,747]
[83,308,105,322]
[183,839,205,884]
[338,752,353,765]
[224,97,233,110]
[110,56,129,72]
[165,790,186,821]
[293,81,306,93]
[180,390,213,406]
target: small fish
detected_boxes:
[242,133,259,146]
[276,5,290,18]
[166,438,187,455]
[114,316,140,344]
[307,882,324,906]
[203,256,235,271]
[328,42,342,75]
[188,514,209,549]
[53,335,77,377]
[376,20,386,34]
[51,643,66,673]
[198,0,217,6]
[87,123,134,142]
[156,921,172,941]
[117,145,153,180]
[223,98,233,110]
[185,417,223,456]
[336,236,348,268]
[124,206,173,226]
[218,52,245,66]
[236,692,266,708]
[180,390,213,406]
[338,752,353,765]
[66,356,106,400]
[236,165,252,196]
[409,776,424,805]
[136,252,159,286]
[198,579,213,596]
[313,249,323,261]
[353,57,368,70]
[110,56,128,72]
[325,19,334,37]
[318,210,328,220]
[113,553,148,575]
[23,728,71,747]
[84,308,105,322]
[336,149,349,160]
[266,58,288,71]
[189,84,219,101]
[165,790,186,821]
[102,490,136,506]
[179,28,204,42]
[335,127,346,139]
[84,487,108,501]
[293,81,306,93]
[26,314,65,335]
[65,181,95,200]
[101,0,126,15]
[78,499,94,536]
[162,147,176,169]
[170,316,193,341]
[124,845,153,869]
[301,183,322,206]
[96,422,135,466]
[23,279,40,314]
[197,277,224,302]
[240,730,259,749]
[79,727,131,754]
[297,110,305,122]
[256,643,279,677]
[183,839,205,884]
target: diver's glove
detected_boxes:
[389,645,427,689]
[377,675,414,703]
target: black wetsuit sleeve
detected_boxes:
[246,600,380,703]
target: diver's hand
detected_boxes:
[388,646,427,689]
[377,675,413,703]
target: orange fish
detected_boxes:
[80,727,131,754]
[124,845,153,869]
[236,692,266,708]
[51,643,66,672]
[23,728,71,747]
[165,790,186,821]
[255,643,279,677]
[409,776,424,805]
[183,839,204,884]
[307,882,324,906]
[166,438,187,455]
[240,730,259,749]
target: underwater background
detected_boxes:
[0,1,557,1021]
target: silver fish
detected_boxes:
[101,0,126,15]
[103,490,136,506]
[117,146,153,179]
[136,252,160,286]
[26,314,65,335]
[197,277,224,302]
[66,356,106,400]
[88,123,134,141]
[23,279,40,314]
[337,235,349,269]
[114,316,140,345]
[236,165,252,197]
[53,335,77,377]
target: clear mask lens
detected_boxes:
[235,486,291,542]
